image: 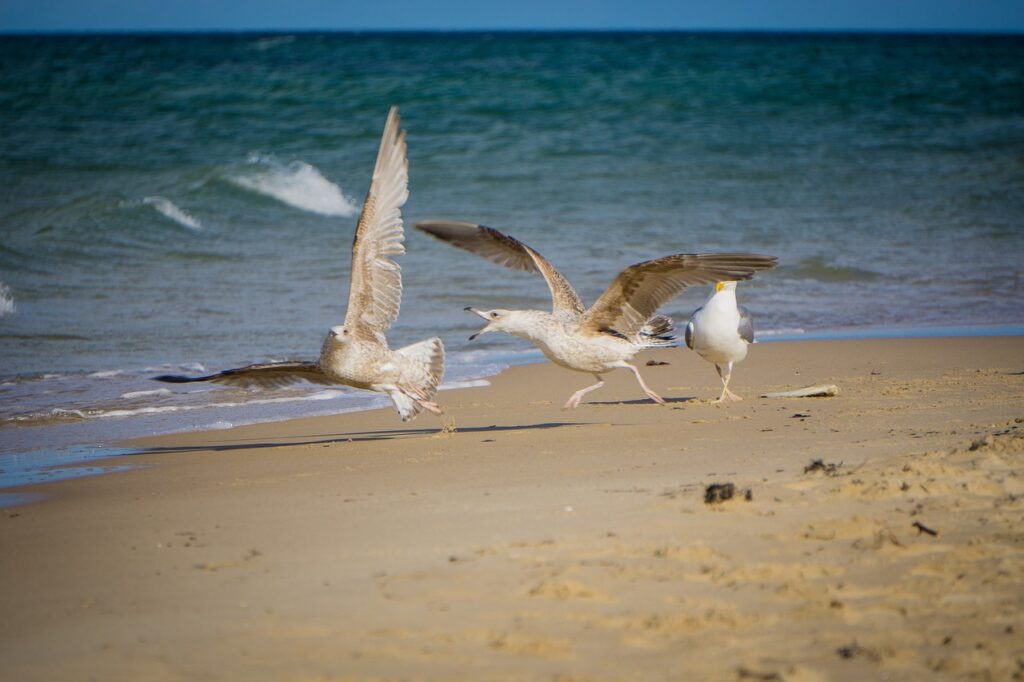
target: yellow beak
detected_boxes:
[715,282,725,292]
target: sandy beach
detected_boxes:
[1,336,1022,680]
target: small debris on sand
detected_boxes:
[705,483,736,504]
[432,418,457,438]
[912,521,938,537]
[836,642,882,662]
[645,360,670,366]
[804,459,842,476]
[762,384,840,398]
[737,667,782,681]
[704,483,752,504]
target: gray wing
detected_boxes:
[414,220,586,316]
[738,305,754,343]
[153,361,334,389]
[583,253,778,339]
[684,308,701,350]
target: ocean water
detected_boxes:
[1,32,1023,459]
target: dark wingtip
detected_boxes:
[413,220,448,235]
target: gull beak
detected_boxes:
[465,307,491,341]
[715,281,725,293]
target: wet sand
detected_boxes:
[1,337,1022,681]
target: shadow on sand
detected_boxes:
[585,396,695,406]
[136,421,584,456]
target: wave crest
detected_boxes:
[143,196,203,231]
[783,257,880,283]
[228,155,358,217]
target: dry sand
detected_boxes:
[1,336,1022,681]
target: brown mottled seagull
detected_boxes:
[415,220,776,409]
[154,107,445,421]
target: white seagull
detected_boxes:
[685,281,755,403]
[155,107,445,421]
[415,220,776,409]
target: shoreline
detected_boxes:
[2,324,1022,498]
[1,335,1022,678]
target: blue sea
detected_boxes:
[1,32,1023,463]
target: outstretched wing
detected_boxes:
[344,106,409,345]
[153,361,334,389]
[414,220,585,317]
[583,253,777,339]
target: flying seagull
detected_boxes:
[155,107,445,421]
[414,220,776,409]
[685,281,757,403]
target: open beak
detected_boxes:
[465,307,491,341]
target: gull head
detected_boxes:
[465,307,514,341]
[715,281,738,293]
[327,325,351,344]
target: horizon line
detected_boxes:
[3,27,1024,37]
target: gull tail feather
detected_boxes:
[390,337,446,421]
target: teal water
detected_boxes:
[1,32,1022,457]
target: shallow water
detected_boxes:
[1,32,1022,456]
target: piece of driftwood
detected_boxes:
[761,384,840,399]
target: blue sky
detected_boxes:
[2,0,1023,32]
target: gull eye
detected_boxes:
[490,312,499,318]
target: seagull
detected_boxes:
[154,107,445,422]
[685,281,755,403]
[415,220,777,409]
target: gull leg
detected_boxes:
[714,362,742,403]
[623,363,665,405]
[564,375,605,410]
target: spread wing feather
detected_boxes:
[153,361,334,389]
[584,253,777,339]
[344,106,409,345]
[414,220,585,316]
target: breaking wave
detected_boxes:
[143,196,203,231]
[228,154,358,217]
[120,388,172,400]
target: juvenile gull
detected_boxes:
[685,281,755,403]
[154,107,445,421]
[415,220,776,409]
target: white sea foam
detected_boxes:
[0,282,14,317]
[758,328,806,337]
[229,154,358,217]
[143,196,203,231]
[145,362,206,373]
[120,388,172,400]
[89,369,125,378]
[439,379,491,391]
[95,388,349,419]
